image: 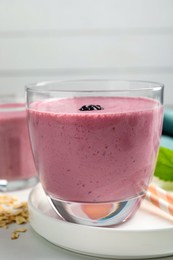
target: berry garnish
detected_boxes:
[79,105,104,111]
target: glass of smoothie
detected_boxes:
[26,80,164,226]
[0,95,38,191]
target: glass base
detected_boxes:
[48,194,145,227]
[0,176,38,192]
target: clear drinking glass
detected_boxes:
[26,80,164,226]
[0,95,38,191]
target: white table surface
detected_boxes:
[1,185,173,260]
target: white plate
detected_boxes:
[28,184,173,259]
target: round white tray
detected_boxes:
[28,184,173,259]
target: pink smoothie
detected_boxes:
[28,97,163,203]
[0,103,36,180]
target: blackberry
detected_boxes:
[79,105,103,111]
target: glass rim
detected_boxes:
[25,79,164,93]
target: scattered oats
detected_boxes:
[15,216,27,224]
[0,194,29,239]
[11,227,27,240]
[13,202,27,209]
[0,222,7,228]
[0,195,18,206]
[0,205,4,210]
[14,227,27,233]
[11,231,20,240]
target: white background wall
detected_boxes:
[0,0,173,105]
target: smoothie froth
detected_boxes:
[28,97,163,203]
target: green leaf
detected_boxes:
[154,146,173,181]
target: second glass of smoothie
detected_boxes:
[26,80,164,226]
[0,95,38,191]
